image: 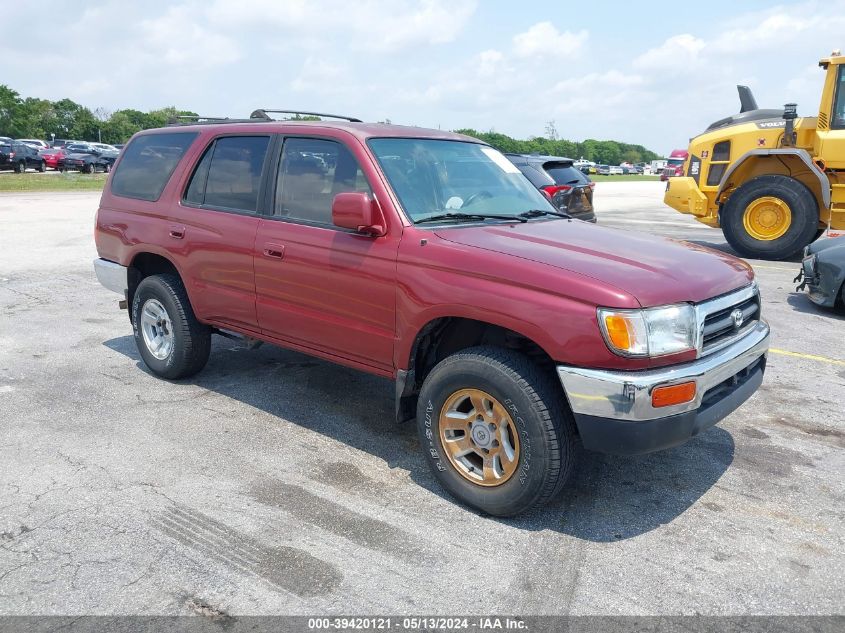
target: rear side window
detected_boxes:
[275,137,371,225]
[184,136,270,213]
[544,163,587,185]
[111,132,198,201]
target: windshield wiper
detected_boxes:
[415,212,527,224]
[519,209,572,219]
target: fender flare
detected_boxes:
[716,148,830,209]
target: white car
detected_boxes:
[18,139,49,150]
[608,166,624,175]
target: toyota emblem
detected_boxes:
[731,308,744,329]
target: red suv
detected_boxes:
[94,113,769,516]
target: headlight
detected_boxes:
[598,304,697,357]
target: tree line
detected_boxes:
[455,129,662,165]
[0,85,663,162]
[0,85,198,144]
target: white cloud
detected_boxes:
[512,22,588,59]
[206,0,478,52]
[633,34,705,71]
[291,57,347,94]
[139,6,242,69]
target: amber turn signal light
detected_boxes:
[603,314,633,350]
[651,382,696,408]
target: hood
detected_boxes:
[434,220,753,307]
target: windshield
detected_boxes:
[368,138,554,223]
[667,157,685,166]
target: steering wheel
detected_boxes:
[463,190,493,207]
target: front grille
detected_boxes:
[697,286,761,356]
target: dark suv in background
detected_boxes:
[506,154,595,222]
[0,140,47,172]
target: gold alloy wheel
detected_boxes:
[439,388,520,487]
[742,196,792,241]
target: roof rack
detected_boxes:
[249,109,362,122]
[166,115,258,126]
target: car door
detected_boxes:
[171,134,272,331]
[253,134,399,373]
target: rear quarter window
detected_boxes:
[110,132,198,201]
[544,164,587,185]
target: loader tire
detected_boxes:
[722,175,819,261]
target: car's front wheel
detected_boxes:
[15,161,25,173]
[416,347,575,516]
[131,274,211,380]
[38,161,46,172]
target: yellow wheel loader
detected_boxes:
[665,51,845,260]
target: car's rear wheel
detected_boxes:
[85,162,95,174]
[416,346,575,516]
[38,161,46,173]
[15,161,25,174]
[104,162,111,173]
[132,274,211,380]
[722,175,819,260]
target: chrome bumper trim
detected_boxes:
[93,258,128,295]
[557,320,769,422]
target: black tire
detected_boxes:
[131,274,211,380]
[85,162,95,174]
[416,346,575,516]
[721,175,819,260]
[38,161,46,173]
[104,162,111,173]
[15,161,25,174]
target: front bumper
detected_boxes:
[557,320,769,455]
[663,176,709,217]
[94,258,128,295]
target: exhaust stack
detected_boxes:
[782,103,798,147]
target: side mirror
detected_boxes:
[332,192,386,236]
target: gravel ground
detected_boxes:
[0,183,842,617]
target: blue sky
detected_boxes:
[4,0,844,154]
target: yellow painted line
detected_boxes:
[770,348,845,366]
[751,264,798,272]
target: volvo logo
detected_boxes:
[731,308,744,329]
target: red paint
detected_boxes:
[95,122,755,378]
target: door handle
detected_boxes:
[169,225,186,239]
[263,243,285,259]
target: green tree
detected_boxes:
[0,85,24,137]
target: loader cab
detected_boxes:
[814,53,845,169]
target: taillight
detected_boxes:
[541,184,573,197]
[9,152,14,159]
[588,182,596,190]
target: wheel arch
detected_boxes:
[716,149,830,214]
[127,251,184,309]
[396,316,559,423]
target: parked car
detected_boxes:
[505,153,595,222]
[58,143,115,173]
[51,139,79,149]
[112,144,125,151]
[796,236,845,310]
[18,139,50,150]
[39,148,67,170]
[93,117,769,517]
[596,164,610,175]
[608,165,624,175]
[0,140,46,172]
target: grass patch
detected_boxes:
[589,174,661,182]
[0,172,107,192]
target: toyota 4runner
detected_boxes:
[94,112,770,516]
